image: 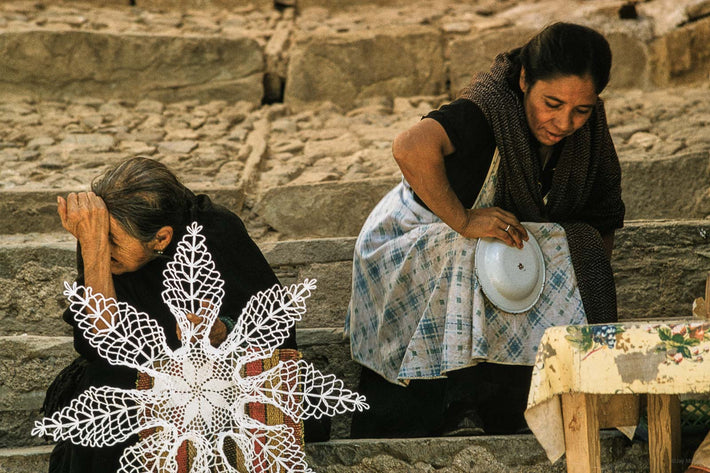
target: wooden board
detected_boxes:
[561,393,601,473]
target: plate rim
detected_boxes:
[474,227,546,314]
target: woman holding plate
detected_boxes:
[345,22,625,437]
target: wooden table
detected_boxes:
[525,320,710,473]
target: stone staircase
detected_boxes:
[1,0,710,471]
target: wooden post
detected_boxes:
[562,393,601,473]
[647,394,681,473]
[705,272,710,318]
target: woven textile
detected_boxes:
[459,51,625,324]
[345,149,587,385]
[137,349,305,472]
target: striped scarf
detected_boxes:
[460,51,625,324]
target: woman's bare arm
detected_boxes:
[393,118,527,247]
[58,192,116,330]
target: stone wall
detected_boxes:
[0,1,709,107]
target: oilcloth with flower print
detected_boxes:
[524,320,710,463]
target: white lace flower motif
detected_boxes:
[33,222,368,473]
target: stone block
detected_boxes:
[305,432,657,473]
[606,31,650,89]
[3,430,688,473]
[261,237,357,267]
[284,26,445,109]
[296,0,406,10]
[614,219,710,320]
[0,336,75,447]
[256,177,398,238]
[133,0,273,9]
[0,445,53,473]
[649,16,710,86]
[0,30,264,103]
[0,187,245,235]
[0,330,359,445]
[448,27,536,97]
[621,152,710,220]
[0,243,76,337]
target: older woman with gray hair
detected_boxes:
[43,157,296,473]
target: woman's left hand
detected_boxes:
[176,313,228,347]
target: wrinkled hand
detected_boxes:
[457,207,528,248]
[176,313,227,348]
[57,192,110,246]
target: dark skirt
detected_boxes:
[350,363,532,438]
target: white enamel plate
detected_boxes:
[475,227,545,314]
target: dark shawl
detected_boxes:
[45,194,291,473]
[460,51,625,324]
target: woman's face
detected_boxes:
[108,216,156,275]
[520,72,597,146]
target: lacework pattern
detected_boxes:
[33,222,368,473]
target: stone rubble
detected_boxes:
[0,85,708,241]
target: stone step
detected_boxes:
[1,2,709,107]
[0,329,356,447]
[0,187,246,236]
[3,431,696,473]
[0,30,264,104]
[255,152,710,238]
[2,151,709,238]
[3,220,706,337]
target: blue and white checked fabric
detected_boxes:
[344,149,587,385]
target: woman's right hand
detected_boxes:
[457,207,528,248]
[57,192,110,256]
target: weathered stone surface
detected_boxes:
[448,27,536,96]
[605,31,651,89]
[7,430,700,473]
[0,244,75,336]
[0,30,264,103]
[256,178,398,238]
[0,445,54,473]
[298,328,359,439]
[614,219,710,320]
[0,330,358,445]
[305,433,658,473]
[650,16,710,86]
[0,336,75,447]
[0,191,67,235]
[0,187,245,234]
[4,220,708,336]
[621,152,710,220]
[134,0,273,10]
[284,26,445,109]
[297,0,407,11]
[262,237,357,267]
[295,262,352,329]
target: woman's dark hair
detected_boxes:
[520,22,612,94]
[92,157,194,243]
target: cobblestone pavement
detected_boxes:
[1,87,708,191]
[0,1,281,41]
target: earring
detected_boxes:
[156,249,164,255]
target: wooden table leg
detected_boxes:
[562,393,601,473]
[647,394,681,473]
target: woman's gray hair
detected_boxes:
[91,157,194,242]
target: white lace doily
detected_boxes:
[33,222,368,473]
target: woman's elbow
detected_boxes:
[392,131,410,166]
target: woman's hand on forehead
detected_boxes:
[57,192,110,245]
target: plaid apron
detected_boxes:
[345,149,587,385]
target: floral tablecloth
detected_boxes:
[524,320,710,463]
